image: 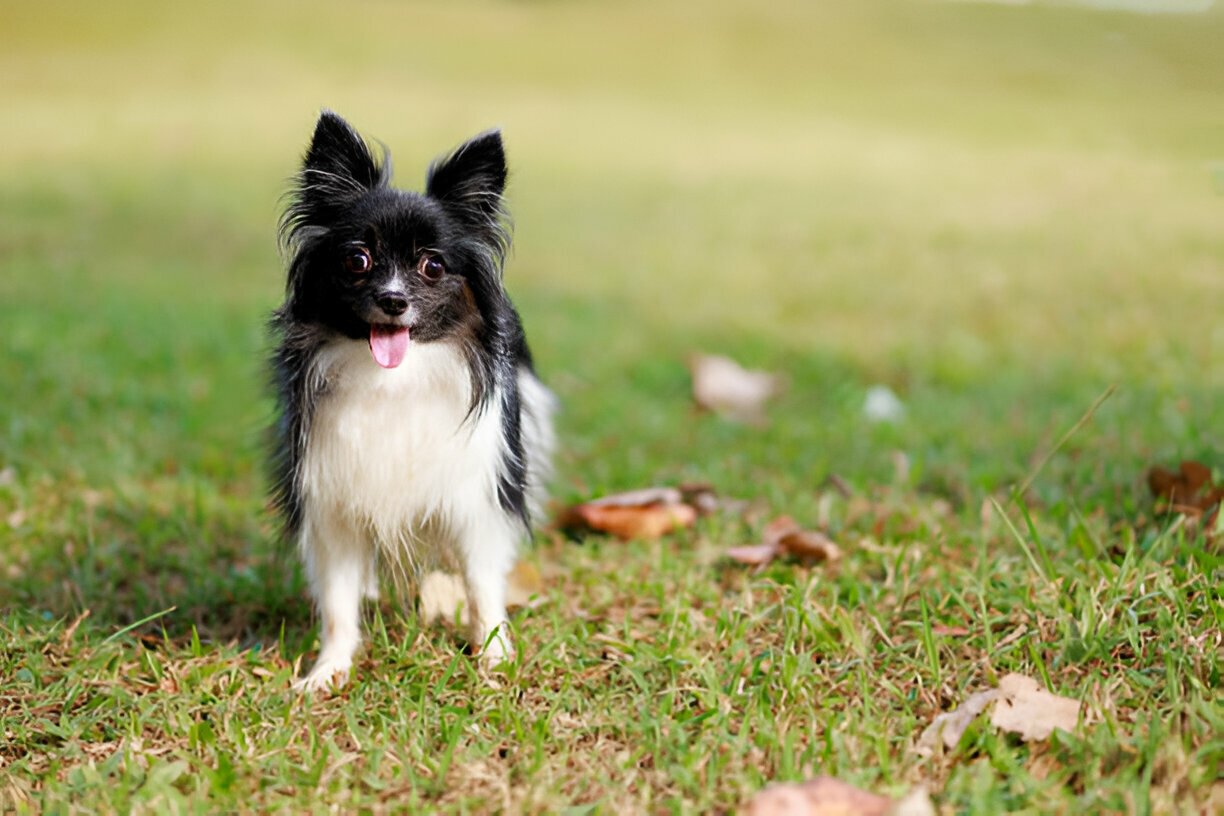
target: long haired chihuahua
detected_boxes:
[270,111,555,691]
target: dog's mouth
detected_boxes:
[369,324,410,369]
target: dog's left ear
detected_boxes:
[426,130,508,238]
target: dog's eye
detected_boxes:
[344,247,372,274]
[419,256,445,282]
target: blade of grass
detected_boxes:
[1012,384,1116,502]
[101,606,177,645]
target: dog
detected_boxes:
[270,111,555,691]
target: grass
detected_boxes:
[1,0,1221,811]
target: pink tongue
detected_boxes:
[369,325,410,369]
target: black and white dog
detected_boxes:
[270,111,554,691]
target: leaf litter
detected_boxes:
[915,672,1082,758]
[1147,459,1222,537]
[727,515,842,568]
[558,483,739,541]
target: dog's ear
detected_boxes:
[426,130,509,244]
[302,110,388,197]
[281,111,389,249]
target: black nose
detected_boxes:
[376,293,408,316]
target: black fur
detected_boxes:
[269,111,538,536]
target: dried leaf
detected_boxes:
[745,776,894,816]
[572,502,697,541]
[689,353,781,422]
[726,542,780,566]
[914,689,999,757]
[560,486,701,541]
[727,516,842,568]
[1147,460,1223,512]
[678,482,723,515]
[989,673,1081,741]
[778,530,842,563]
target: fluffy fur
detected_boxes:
[270,111,555,691]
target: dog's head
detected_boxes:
[279,111,511,369]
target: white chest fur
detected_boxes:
[299,338,506,549]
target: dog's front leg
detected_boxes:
[295,509,368,691]
[456,514,518,667]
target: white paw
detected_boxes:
[292,658,352,692]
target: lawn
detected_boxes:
[1,0,1221,812]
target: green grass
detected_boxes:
[1,0,1221,812]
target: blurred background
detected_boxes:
[1,0,1221,624]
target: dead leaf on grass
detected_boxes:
[1147,460,1223,516]
[915,672,1081,757]
[745,776,933,816]
[559,486,710,541]
[726,516,842,567]
[990,672,1081,741]
[914,689,998,757]
[725,542,779,566]
[689,353,781,423]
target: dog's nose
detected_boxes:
[376,293,408,316]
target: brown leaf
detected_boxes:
[989,673,1081,741]
[689,353,781,423]
[745,777,902,816]
[1147,460,1222,511]
[763,515,801,547]
[727,516,842,568]
[559,486,702,541]
[778,530,842,563]
[726,542,781,566]
[914,689,999,757]
[568,501,697,541]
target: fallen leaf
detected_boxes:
[726,516,843,568]
[745,776,893,816]
[689,353,781,423]
[571,502,697,541]
[778,529,842,563]
[678,482,724,516]
[559,487,700,541]
[1147,460,1223,514]
[989,672,1081,741]
[914,689,999,757]
[762,515,801,547]
[726,542,780,566]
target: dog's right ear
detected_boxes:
[302,111,386,192]
[281,111,390,249]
